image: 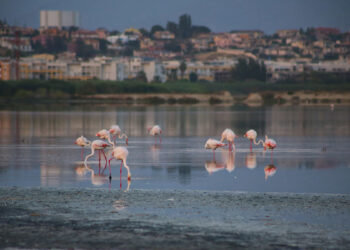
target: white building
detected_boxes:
[40,10,80,29]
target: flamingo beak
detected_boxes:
[109,129,114,133]
[96,133,100,137]
[74,141,77,144]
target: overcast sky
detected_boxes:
[1,0,349,34]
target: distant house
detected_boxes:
[276,29,299,38]
[72,30,99,40]
[153,31,175,40]
[0,36,32,52]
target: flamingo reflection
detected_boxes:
[76,165,109,186]
[221,150,236,172]
[150,144,161,162]
[264,164,277,180]
[245,152,257,169]
[75,164,89,177]
[205,160,225,174]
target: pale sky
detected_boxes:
[1,0,349,34]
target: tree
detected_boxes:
[166,21,179,37]
[179,14,192,39]
[179,61,187,79]
[230,58,266,82]
[109,30,120,35]
[192,25,211,35]
[150,25,164,37]
[99,39,109,53]
[136,71,148,82]
[76,39,96,59]
[139,28,149,37]
[189,72,198,82]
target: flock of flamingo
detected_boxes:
[205,128,277,159]
[75,124,277,183]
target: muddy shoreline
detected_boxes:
[1,187,350,249]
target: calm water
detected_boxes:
[0,104,349,194]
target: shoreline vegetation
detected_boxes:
[1,79,350,105]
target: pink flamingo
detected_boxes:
[109,125,128,145]
[96,129,115,147]
[108,146,131,183]
[84,140,111,169]
[263,135,277,163]
[148,125,162,144]
[74,136,91,161]
[205,138,226,161]
[220,128,238,152]
[244,129,263,151]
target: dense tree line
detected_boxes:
[230,58,267,82]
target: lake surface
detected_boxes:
[0,104,350,194]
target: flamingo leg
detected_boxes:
[120,160,123,190]
[232,142,236,152]
[98,150,101,166]
[250,140,253,152]
[212,150,216,161]
[228,142,232,152]
[102,150,107,167]
[159,135,162,144]
[154,135,157,145]
[108,158,112,179]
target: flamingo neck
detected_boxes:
[255,138,264,146]
[84,146,95,166]
[118,133,128,139]
[123,159,131,178]
[107,133,115,148]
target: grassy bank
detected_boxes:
[0,79,350,101]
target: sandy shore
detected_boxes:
[1,187,350,249]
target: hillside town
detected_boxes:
[0,11,350,83]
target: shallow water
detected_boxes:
[0,104,349,194]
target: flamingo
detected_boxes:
[96,129,115,148]
[109,125,128,145]
[84,140,111,168]
[264,164,277,180]
[108,146,131,182]
[244,129,263,151]
[205,138,226,160]
[220,128,238,152]
[263,135,277,151]
[74,136,91,161]
[263,135,277,163]
[148,125,162,144]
